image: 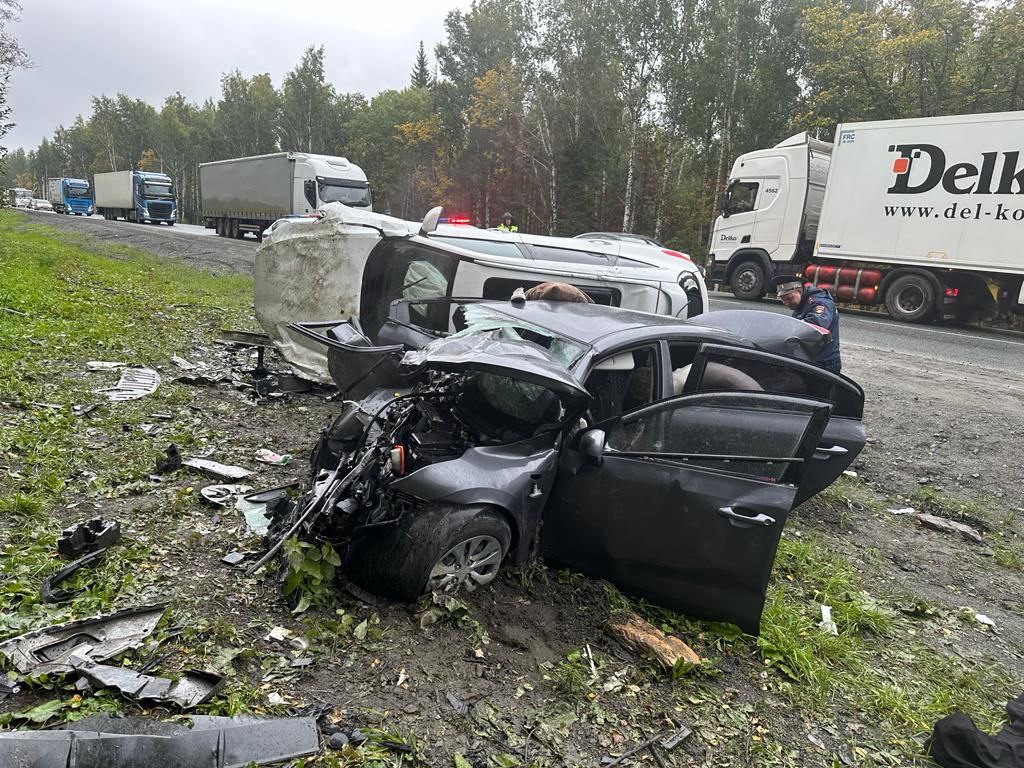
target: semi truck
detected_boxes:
[46,177,94,216]
[6,188,32,208]
[94,170,177,224]
[709,111,1024,323]
[200,152,371,241]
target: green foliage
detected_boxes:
[549,649,593,699]
[282,537,342,614]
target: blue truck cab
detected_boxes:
[94,170,177,224]
[46,177,94,216]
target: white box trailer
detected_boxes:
[709,111,1024,323]
[93,171,134,209]
[200,152,371,242]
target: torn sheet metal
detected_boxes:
[254,203,414,382]
[69,652,224,709]
[182,458,252,481]
[96,367,161,401]
[0,604,165,676]
[0,714,320,767]
[57,517,121,557]
[41,550,106,603]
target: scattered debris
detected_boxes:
[95,366,161,401]
[843,469,858,478]
[72,403,103,418]
[0,713,320,767]
[265,626,309,651]
[236,495,271,535]
[57,517,121,558]
[244,483,298,505]
[182,457,252,481]
[200,484,253,507]
[0,605,165,676]
[255,448,292,466]
[221,551,247,566]
[601,725,693,766]
[170,355,196,370]
[85,360,126,371]
[819,604,839,635]
[975,613,997,628]
[917,512,984,544]
[607,612,701,670]
[327,731,350,750]
[40,550,106,603]
[889,506,916,515]
[155,443,183,474]
[69,650,224,709]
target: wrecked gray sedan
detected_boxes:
[273,299,865,634]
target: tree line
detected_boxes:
[2,0,1023,255]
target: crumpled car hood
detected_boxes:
[401,334,591,401]
[689,310,829,362]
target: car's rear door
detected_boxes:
[682,343,865,506]
[544,391,831,634]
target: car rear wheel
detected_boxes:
[346,504,511,601]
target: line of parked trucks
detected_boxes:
[6,109,1023,325]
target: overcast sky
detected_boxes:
[5,0,470,151]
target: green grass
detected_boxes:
[0,208,252,637]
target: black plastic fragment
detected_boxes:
[41,550,105,603]
[57,517,121,558]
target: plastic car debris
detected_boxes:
[243,482,298,505]
[0,713,320,767]
[85,361,127,371]
[68,650,224,709]
[57,517,121,558]
[155,443,183,474]
[601,725,693,766]
[0,604,165,676]
[41,550,106,603]
[236,495,271,535]
[182,457,252,481]
[221,551,246,566]
[200,484,253,507]
[95,366,161,401]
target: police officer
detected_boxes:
[497,212,518,232]
[770,275,842,373]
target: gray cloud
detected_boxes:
[5,0,468,150]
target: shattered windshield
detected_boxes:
[450,304,588,367]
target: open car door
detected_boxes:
[543,391,832,634]
[681,343,866,506]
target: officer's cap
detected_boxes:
[770,275,804,296]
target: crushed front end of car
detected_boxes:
[252,328,591,602]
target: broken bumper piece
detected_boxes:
[0,713,320,767]
[0,604,165,676]
[70,651,224,709]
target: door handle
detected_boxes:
[813,444,848,460]
[717,506,776,528]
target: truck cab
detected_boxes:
[133,172,177,224]
[296,154,372,213]
[709,133,831,299]
[47,178,94,216]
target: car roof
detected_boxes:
[432,224,619,256]
[476,299,742,347]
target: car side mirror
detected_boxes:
[420,206,443,236]
[580,429,606,468]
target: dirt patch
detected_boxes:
[17,209,257,275]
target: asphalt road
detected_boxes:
[30,211,221,238]
[708,292,1024,375]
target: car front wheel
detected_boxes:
[346,504,511,601]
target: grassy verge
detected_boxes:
[0,210,253,719]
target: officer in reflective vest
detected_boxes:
[498,212,518,232]
[771,275,842,374]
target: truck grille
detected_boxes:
[149,202,173,218]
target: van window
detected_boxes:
[431,236,526,259]
[529,245,612,266]
[361,240,458,338]
[481,278,620,306]
[724,181,759,215]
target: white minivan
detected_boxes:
[256,205,708,382]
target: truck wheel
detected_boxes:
[730,260,767,300]
[346,505,511,601]
[884,273,935,323]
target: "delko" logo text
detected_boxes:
[887,144,1024,195]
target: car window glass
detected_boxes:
[606,395,815,481]
[668,343,700,395]
[692,348,860,417]
[481,278,620,306]
[725,181,759,215]
[431,236,526,259]
[530,244,612,266]
[585,346,658,424]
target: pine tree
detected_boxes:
[411,41,431,89]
